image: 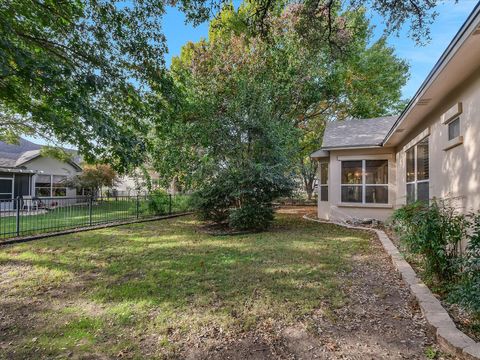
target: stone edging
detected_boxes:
[302,214,480,360]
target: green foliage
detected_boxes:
[40,146,74,163]
[193,164,294,230]
[392,201,480,320]
[171,194,194,213]
[228,204,274,231]
[134,190,193,216]
[146,190,171,215]
[152,4,409,229]
[392,201,467,281]
[64,164,118,196]
[449,213,480,314]
[0,0,177,170]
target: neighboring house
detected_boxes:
[0,138,161,206]
[113,171,161,196]
[311,3,480,222]
[0,138,82,210]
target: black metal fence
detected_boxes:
[0,194,192,241]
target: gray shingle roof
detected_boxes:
[0,138,41,168]
[0,138,81,170]
[321,116,398,149]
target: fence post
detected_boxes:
[169,194,172,215]
[136,194,139,219]
[89,195,93,226]
[15,197,20,236]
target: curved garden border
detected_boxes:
[303,214,480,360]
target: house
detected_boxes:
[311,3,480,222]
[0,138,82,210]
[0,138,161,210]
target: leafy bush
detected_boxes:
[193,164,294,231]
[392,200,467,281]
[450,213,480,314]
[392,201,480,316]
[171,194,194,213]
[228,204,274,231]
[146,190,171,215]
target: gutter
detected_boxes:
[0,167,38,174]
[320,144,383,151]
[383,1,480,144]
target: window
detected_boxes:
[341,160,388,204]
[35,175,68,197]
[319,162,328,202]
[448,117,460,141]
[0,178,13,200]
[406,137,429,204]
[52,175,67,197]
[35,175,51,197]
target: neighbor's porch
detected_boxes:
[0,170,36,211]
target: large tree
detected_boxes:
[149,3,408,227]
[1,0,450,172]
[153,4,408,199]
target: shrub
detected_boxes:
[450,213,480,314]
[130,190,170,216]
[193,164,294,231]
[392,200,467,281]
[228,204,274,231]
[147,190,171,215]
[392,201,480,316]
[171,194,194,213]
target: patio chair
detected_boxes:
[22,196,39,212]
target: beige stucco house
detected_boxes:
[0,138,161,211]
[311,3,480,223]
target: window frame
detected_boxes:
[319,162,329,202]
[340,159,389,205]
[405,137,430,204]
[0,176,14,200]
[447,117,460,141]
[35,174,68,198]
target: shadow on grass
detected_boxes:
[0,214,371,358]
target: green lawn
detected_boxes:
[0,196,191,240]
[0,213,371,359]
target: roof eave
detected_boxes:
[321,144,383,151]
[0,167,38,174]
[383,2,480,144]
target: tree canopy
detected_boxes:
[151,3,408,193]
[147,3,409,228]
[1,0,451,174]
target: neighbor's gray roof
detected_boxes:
[0,138,41,168]
[0,138,81,170]
[321,116,398,149]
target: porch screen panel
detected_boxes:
[341,161,362,203]
[365,160,388,204]
[319,162,329,202]
[0,179,13,199]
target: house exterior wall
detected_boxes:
[22,156,80,198]
[395,66,480,214]
[318,148,396,222]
